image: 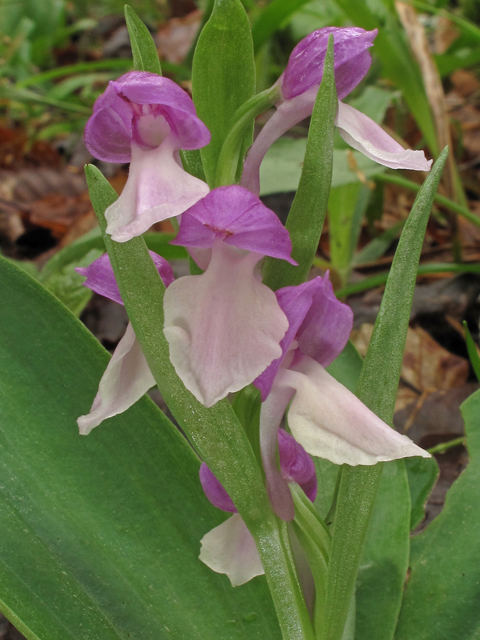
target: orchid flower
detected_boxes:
[253,274,430,520]
[163,185,296,407]
[84,71,210,242]
[241,27,432,195]
[198,429,317,587]
[76,252,174,435]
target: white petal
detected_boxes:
[336,101,432,171]
[77,323,155,435]
[281,356,430,465]
[163,241,288,407]
[199,514,264,587]
[105,138,209,242]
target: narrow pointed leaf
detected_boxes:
[124,6,162,75]
[192,0,255,186]
[322,148,448,640]
[263,36,336,290]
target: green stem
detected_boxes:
[214,85,280,187]
[331,262,480,298]
[85,166,314,640]
[427,437,465,455]
[375,173,480,229]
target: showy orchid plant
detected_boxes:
[4,4,477,640]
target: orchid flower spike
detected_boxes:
[198,429,317,587]
[76,252,174,434]
[241,27,432,195]
[254,274,431,520]
[84,71,210,242]
[163,185,296,407]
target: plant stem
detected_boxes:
[375,173,480,229]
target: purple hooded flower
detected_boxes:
[241,27,432,195]
[253,274,430,520]
[163,185,296,407]
[85,71,210,242]
[198,429,317,586]
[76,252,174,434]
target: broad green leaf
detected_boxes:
[251,0,313,51]
[289,0,345,41]
[263,37,337,290]
[322,148,448,640]
[396,389,480,640]
[259,141,385,196]
[192,0,255,186]
[124,6,162,75]
[85,166,314,640]
[0,256,281,640]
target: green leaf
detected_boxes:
[42,247,103,316]
[251,0,313,51]
[355,460,411,640]
[405,456,439,530]
[85,165,314,640]
[463,321,480,383]
[328,183,371,286]
[192,0,255,186]
[259,141,386,196]
[322,148,448,640]
[124,6,162,75]
[262,36,337,290]
[396,388,480,640]
[0,256,281,640]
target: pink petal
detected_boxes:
[105,138,209,242]
[278,429,317,503]
[336,101,433,171]
[297,273,353,367]
[76,251,174,304]
[172,185,296,264]
[259,382,296,521]
[84,83,133,163]
[77,323,155,435]
[199,514,264,587]
[241,89,318,196]
[282,27,377,100]
[254,274,352,400]
[111,72,210,150]
[163,241,288,407]
[283,356,431,465]
[199,463,237,513]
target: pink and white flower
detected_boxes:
[241,27,432,195]
[84,71,210,242]
[163,185,296,407]
[76,252,174,434]
[199,429,317,586]
[254,275,430,520]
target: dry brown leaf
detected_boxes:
[402,325,469,391]
[157,10,202,64]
